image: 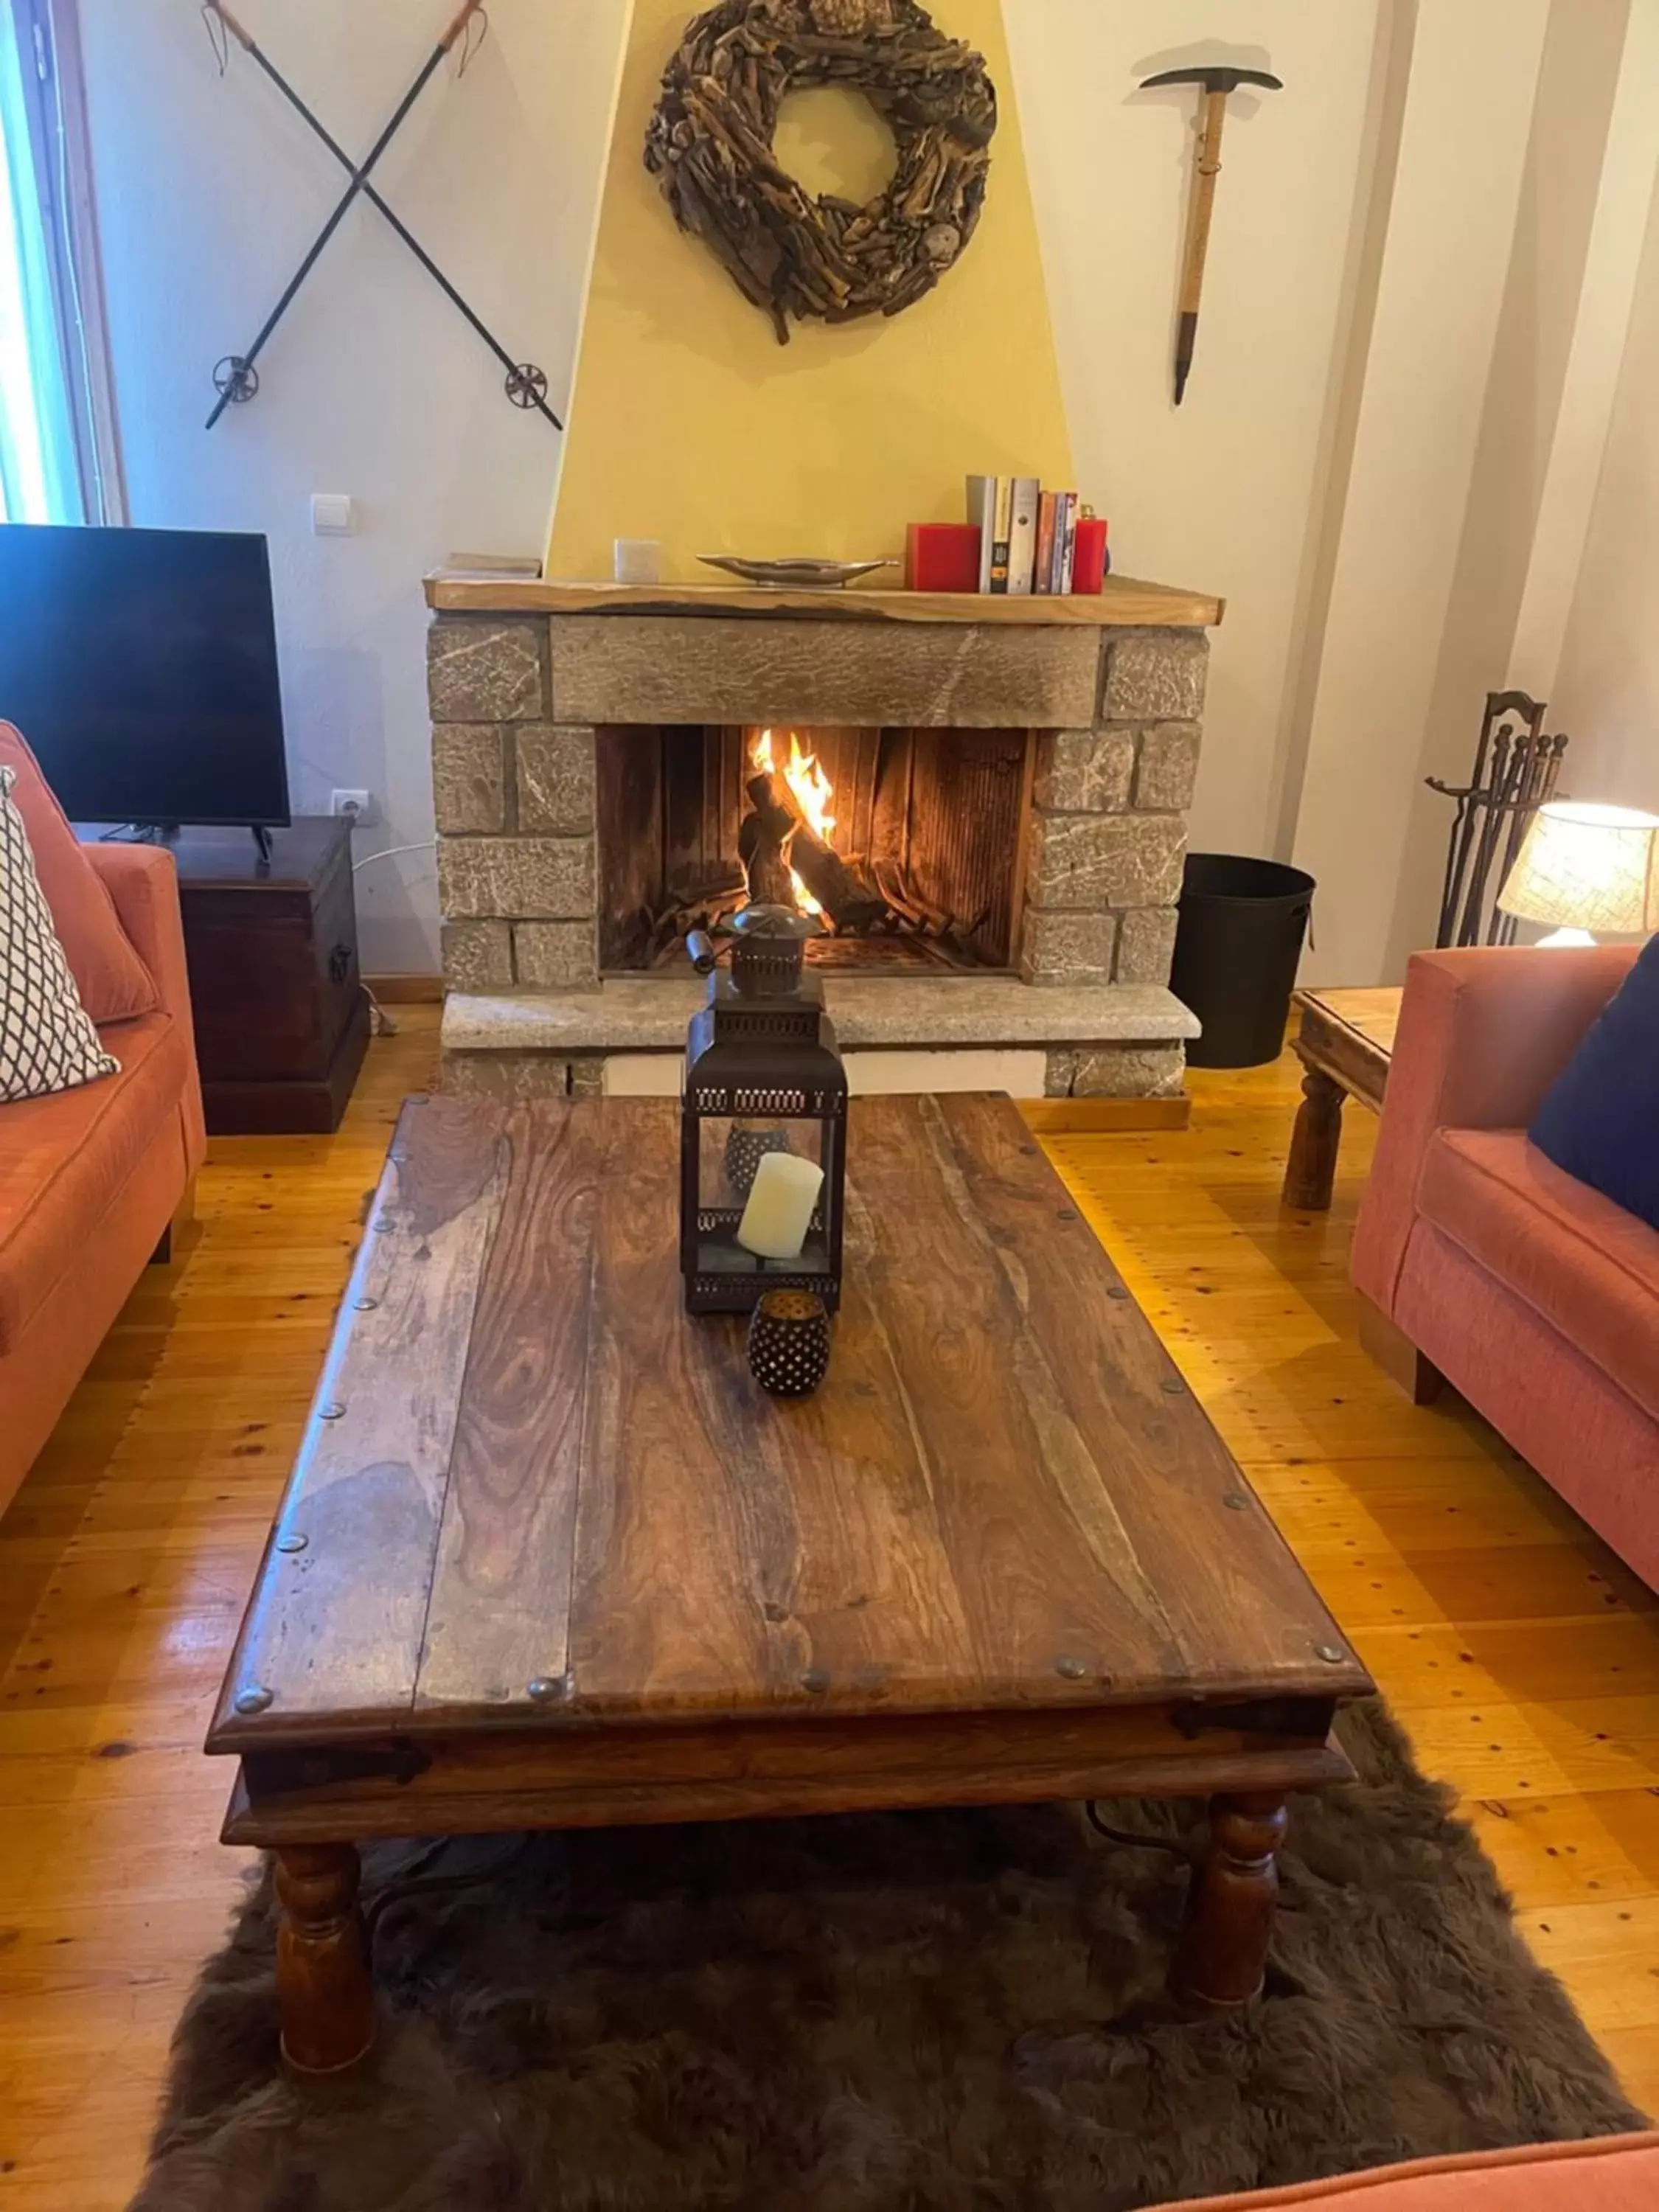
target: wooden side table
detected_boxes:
[1282,987,1402,1209]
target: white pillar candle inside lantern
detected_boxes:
[737,1151,825,1262]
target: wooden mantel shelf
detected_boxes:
[424,571,1225,630]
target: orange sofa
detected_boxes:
[0,735,206,1517]
[1351,945,1657,1591]
[1147,2131,1659,2209]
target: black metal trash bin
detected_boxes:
[1170,853,1316,1068]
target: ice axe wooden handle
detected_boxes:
[1141,64,1283,406]
[1175,88,1229,405]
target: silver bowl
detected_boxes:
[698,554,896,590]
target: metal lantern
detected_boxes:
[681,905,847,1316]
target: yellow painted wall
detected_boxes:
[546,0,1075,582]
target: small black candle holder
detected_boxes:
[747,1290,831,1397]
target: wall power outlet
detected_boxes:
[330,789,374,824]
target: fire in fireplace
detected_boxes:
[597,723,1034,975]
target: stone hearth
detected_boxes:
[426,574,1222,1101]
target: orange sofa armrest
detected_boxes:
[1351,945,1636,1312]
[83,842,206,1168]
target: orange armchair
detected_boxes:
[1352,947,1658,1590]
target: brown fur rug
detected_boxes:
[133,1704,1644,2211]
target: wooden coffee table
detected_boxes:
[1283,987,1402,1210]
[208,1093,1371,2073]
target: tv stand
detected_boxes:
[169,817,368,1133]
[110,823,271,865]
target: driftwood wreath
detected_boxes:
[644,0,996,344]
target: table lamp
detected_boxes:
[1497,800,1659,946]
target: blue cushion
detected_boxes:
[1529,936,1659,1231]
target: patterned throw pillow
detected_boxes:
[0,767,120,1102]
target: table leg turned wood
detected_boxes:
[1283,1062,1346,1211]
[274,1843,377,2074]
[1173,1791,1288,2013]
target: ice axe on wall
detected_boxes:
[202,0,558,431]
[1140,64,1283,405]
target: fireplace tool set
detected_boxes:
[199,1,559,431]
[1426,692,1570,949]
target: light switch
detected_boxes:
[311,493,354,537]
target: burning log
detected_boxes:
[740,771,799,909]
[740,765,886,931]
[790,820,887,933]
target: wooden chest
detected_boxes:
[172,818,369,1135]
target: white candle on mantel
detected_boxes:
[737,1151,824,1262]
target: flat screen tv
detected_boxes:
[0,524,291,828]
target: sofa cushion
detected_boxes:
[0,1010,188,1351]
[0,767,120,1102]
[1530,933,1659,1232]
[1151,2130,1659,2208]
[1417,1127,1659,1422]
[0,722,157,1024]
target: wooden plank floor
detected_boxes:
[1,1022,1655,2205]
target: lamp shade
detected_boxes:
[1498,801,1659,936]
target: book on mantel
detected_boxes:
[968,474,1080,594]
[967,474,1012,592]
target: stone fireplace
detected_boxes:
[427,575,1222,1102]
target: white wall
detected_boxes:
[1288,0,1556,984]
[1284,0,1659,981]
[1552,150,1659,813]
[79,0,625,972]
[1006,1,1382,866]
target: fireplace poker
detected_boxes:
[1139,64,1283,405]
[203,0,558,431]
[204,0,554,430]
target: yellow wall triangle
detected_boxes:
[546,0,1076,582]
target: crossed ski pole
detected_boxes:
[203,0,559,431]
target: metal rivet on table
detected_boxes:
[353,1296,378,1312]
[1161,1379,1186,1396]
[276,1533,308,1554]
[1221,1493,1250,1513]
[319,1401,346,1420]
[526,1676,566,1704]
[1107,1286,1131,1301]
[801,1667,831,1694]
[1314,1644,1348,1666]
[1020,1144,1039,1157]
[1054,1655,1088,1681]
[234,1685,274,1715]
[1057,1207,1079,1222]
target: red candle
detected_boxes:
[906,523,982,594]
[1072,517,1109,595]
